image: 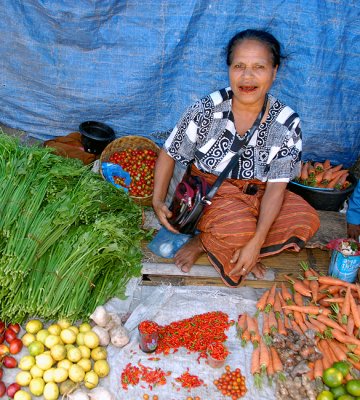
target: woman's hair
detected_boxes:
[226,29,284,68]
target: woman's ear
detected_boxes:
[272,65,279,81]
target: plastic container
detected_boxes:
[138,321,159,353]
[288,173,357,211]
[328,250,360,283]
[79,121,115,154]
[206,342,228,368]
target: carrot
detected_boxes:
[259,338,270,374]
[284,314,292,330]
[341,287,352,324]
[255,289,269,316]
[326,171,348,189]
[328,339,348,361]
[331,329,360,347]
[294,292,303,307]
[266,347,275,379]
[247,314,258,338]
[277,316,287,335]
[273,292,282,318]
[270,347,283,373]
[321,297,345,304]
[241,329,251,347]
[237,313,247,336]
[335,172,349,190]
[349,290,360,328]
[265,283,277,313]
[282,305,331,316]
[314,358,324,380]
[284,275,312,297]
[323,159,331,170]
[317,276,356,290]
[290,319,304,335]
[281,282,293,304]
[328,164,344,173]
[346,315,355,337]
[251,345,261,375]
[314,162,324,172]
[268,310,278,334]
[300,161,309,181]
[321,169,333,184]
[316,314,347,333]
[308,315,328,335]
[308,164,316,177]
[262,312,270,336]
[315,170,325,184]
[318,339,337,366]
[304,319,320,335]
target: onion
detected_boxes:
[68,389,90,400]
[91,326,110,346]
[90,306,110,327]
[88,387,114,400]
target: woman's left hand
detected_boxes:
[229,238,263,277]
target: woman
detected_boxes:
[152,29,320,287]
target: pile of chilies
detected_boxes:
[238,261,360,388]
[155,311,233,359]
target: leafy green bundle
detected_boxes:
[0,132,146,323]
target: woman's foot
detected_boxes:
[174,235,204,273]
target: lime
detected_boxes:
[317,391,334,400]
[331,385,349,399]
[332,362,350,377]
[338,395,355,400]
[347,380,360,397]
[323,368,344,388]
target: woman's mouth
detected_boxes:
[239,86,257,93]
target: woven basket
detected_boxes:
[100,135,160,206]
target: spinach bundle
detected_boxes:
[0,132,146,322]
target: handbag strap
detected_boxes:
[204,94,268,202]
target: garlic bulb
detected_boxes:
[91,325,110,346]
[88,387,114,400]
[90,306,111,327]
[109,326,130,347]
[68,389,90,400]
[103,312,122,331]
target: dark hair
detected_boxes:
[226,29,284,68]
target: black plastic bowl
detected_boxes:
[288,173,357,211]
[79,121,115,155]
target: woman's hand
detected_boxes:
[152,198,179,233]
[229,238,262,277]
[347,223,360,241]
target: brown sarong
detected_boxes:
[191,166,320,287]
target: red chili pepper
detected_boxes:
[139,320,159,334]
[175,371,205,388]
[207,341,229,361]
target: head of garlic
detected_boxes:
[91,325,110,346]
[90,305,111,327]
[88,387,114,400]
[110,325,130,347]
[68,389,90,400]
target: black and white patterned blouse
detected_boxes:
[164,87,302,183]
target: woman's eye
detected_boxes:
[234,64,245,69]
[254,65,265,69]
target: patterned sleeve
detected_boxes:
[267,114,302,183]
[163,100,203,166]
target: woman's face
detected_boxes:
[229,39,278,108]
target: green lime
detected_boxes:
[332,362,350,377]
[323,368,344,388]
[346,380,360,397]
[338,395,355,400]
[331,385,348,399]
[317,391,334,400]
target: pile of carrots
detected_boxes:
[237,262,360,388]
[295,160,351,190]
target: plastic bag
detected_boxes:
[101,162,131,192]
[147,227,192,258]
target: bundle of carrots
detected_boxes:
[237,264,360,390]
[295,160,351,190]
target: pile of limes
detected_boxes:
[317,361,360,400]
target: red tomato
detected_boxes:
[6,383,20,399]
[9,338,23,355]
[0,382,5,397]
[0,322,5,335]
[7,324,20,335]
[0,344,9,356]
[4,329,16,344]
[3,355,17,368]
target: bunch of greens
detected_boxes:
[0,131,147,323]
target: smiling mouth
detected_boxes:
[239,86,257,93]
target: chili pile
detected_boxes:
[139,320,159,334]
[175,370,205,389]
[207,341,229,360]
[121,362,171,390]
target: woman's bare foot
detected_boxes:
[174,235,204,273]
[250,262,266,279]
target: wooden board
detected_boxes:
[141,245,331,288]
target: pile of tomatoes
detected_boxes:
[214,365,247,399]
[0,321,23,398]
[109,149,157,198]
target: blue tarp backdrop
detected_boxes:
[0,1,359,166]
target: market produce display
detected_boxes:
[237,264,360,400]
[294,160,351,190]
[0,132,146,323]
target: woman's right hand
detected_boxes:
[152,198,179,233]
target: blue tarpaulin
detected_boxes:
[0,1,359,166]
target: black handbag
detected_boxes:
[168,95,268,235]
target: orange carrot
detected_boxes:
[304,319,319,334]
[281,282,293,303]
[270,347,283,373]
[255,289,269,316]
[315,170,325,184]
[335,172,349,189]
[251,345,261,375]
[308,315,327,334]
[277,316,287,335]
[321,297,345,304]
[331,329,360,347]
[273,292,282,317]
[247,314,258,337]
[284,314,292,330]
[349,290,360,328]
[341,287,352,324]
[266,347,275,378]
[323,159,331,170]
[268,310,278,333]
[346,315,355,337]
[284,275,312,297]
[300,161,309,181]
[290,319,304,335]
[259,338,270,373]
[317,276,356,290]
[265,283,277,313]
[278,293,294,319]
[281,305,331,316]
[314,162,324,172]
[321,169,333,184]
[314,358,323,380]
[241,329,251,347]
[294,292,303,307]
[237,313,247,336]
[328,339,348,361]
[262,312,270,336]
[316,314,347,333]
[318,339,337,366]
[308,164,316,177]
[328,164,343,173]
